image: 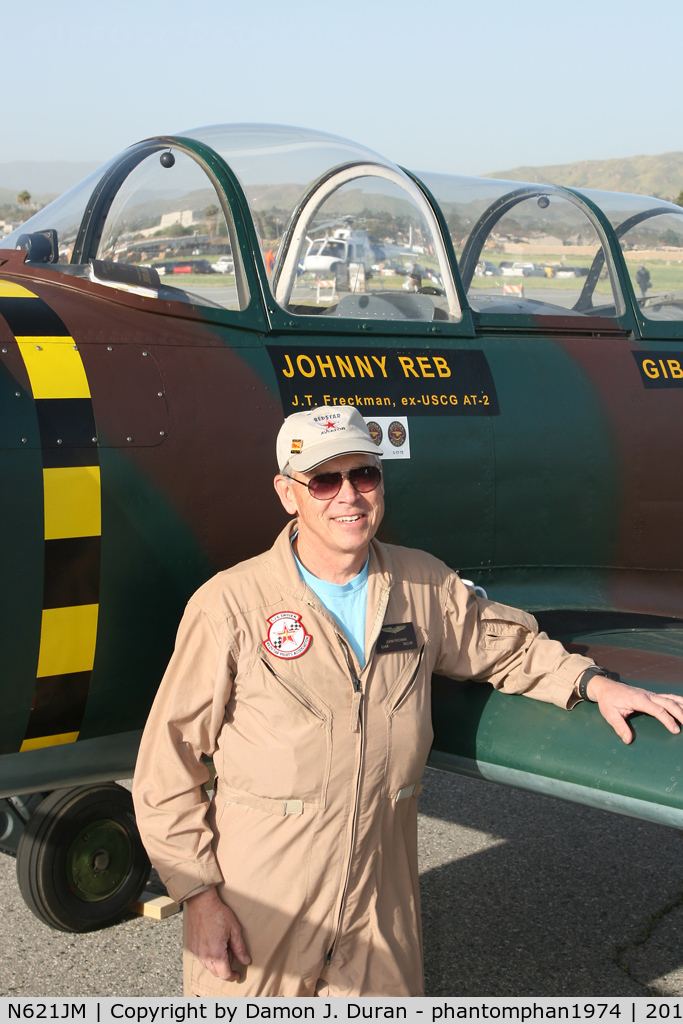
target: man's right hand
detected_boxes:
[185,887,251,982]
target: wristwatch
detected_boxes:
[578,666,608,702]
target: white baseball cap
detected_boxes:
[276,406,383,473]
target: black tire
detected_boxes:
[16,783,150,932]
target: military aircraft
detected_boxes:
[1,123,683,933]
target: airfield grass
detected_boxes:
[164,253,683,303]
[469,250,683,297]
[623,261,683,293]
[162,273,236,286]
[467,275,611,293]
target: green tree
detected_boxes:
[258,209,285,241]
[16,190,31,218]
[153,222,195,238]
[674,190,683,208]
[205,204,220,238]
[662,228,683,247]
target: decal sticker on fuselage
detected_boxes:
[266,347,499,416]
[364,416,410,459]
[633,351,683,388]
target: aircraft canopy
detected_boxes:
[4,124,683,326]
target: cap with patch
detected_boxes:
[276,406,383,473]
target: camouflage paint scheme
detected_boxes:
[1,128,682,835]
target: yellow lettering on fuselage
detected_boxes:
[280,352,451,382]
[297,354,315,377]
[336,355,355,377]
[316,354,335,377]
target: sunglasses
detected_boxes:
[287,464,382,501]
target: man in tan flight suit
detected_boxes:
[133,406,683,998]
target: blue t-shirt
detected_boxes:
[292,546,369,668]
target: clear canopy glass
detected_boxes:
[178,123,393,249]
[1,144,247,311]
[4,123,682,325]
[180,124,461,322]
[0,157,120,263]
[417,172,622,318]
[93,149,245,310]
[577,189,683,321]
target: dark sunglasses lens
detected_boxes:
[308,473,342,499]
[349,466,382,491]
[307,465,382,499]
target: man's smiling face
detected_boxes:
[274,452,384,578]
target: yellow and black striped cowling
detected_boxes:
[0,281,101,752]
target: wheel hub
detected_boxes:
[67,819,133,902]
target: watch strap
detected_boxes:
[578,667,607,702]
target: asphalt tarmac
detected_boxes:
[1,767,682,998]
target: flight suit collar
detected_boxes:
[266,520,394,592]
[365,538,393,669]
[265,520,394,674]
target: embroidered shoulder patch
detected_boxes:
[264,611,312,659]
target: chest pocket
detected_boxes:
[380,639,432,799]
[219,652,332,808]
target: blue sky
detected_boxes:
[2,0,681,175]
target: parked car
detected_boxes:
[517,261,546,277]
[213,256,234,274]
[153,259,215,276]
[555,265,589,278]
[537,262,589,279]
[474,260,500,276]
[500,261,547,278]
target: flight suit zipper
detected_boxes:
[325,633,364,968]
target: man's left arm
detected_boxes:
[436,574,683,744]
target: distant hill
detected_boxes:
[0,161,101,196]
[3,153,682,215]
[0,162,102,217]
[485,153,683,199]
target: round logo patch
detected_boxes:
[264,611,312,659]
[388,420,407,447]
[366,420,383,446]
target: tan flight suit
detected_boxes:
[132,522,594,997]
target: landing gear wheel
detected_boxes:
[16,783,150,932]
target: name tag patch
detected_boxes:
[376,622,418,654]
